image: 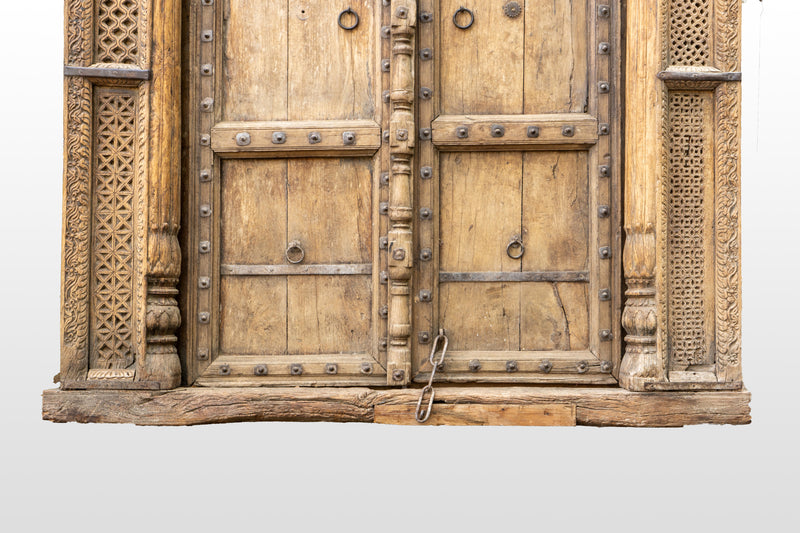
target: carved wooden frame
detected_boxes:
[49,0,748,425]
[620,0,742,391]
[60,0,181,389]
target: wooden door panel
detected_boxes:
[438,0,588,115]
[222,0,377,122]
[439,282,589,353]
[521,151,590,271]
[414,0,619,385]
[220,276,288,355]
[287,158,372,264]
[222,0,289,121]
[287,0,377,120]
[440,283,521,351]
[519,282,589,351]
[439,152,522,272]
[287,276,372,354]
[192,0,385,386]
[438,0,524,114]
[220,159,287,265]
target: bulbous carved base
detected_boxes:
[139,277,181,388]
[619,284,660,391]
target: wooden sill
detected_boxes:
[42,386,751,427]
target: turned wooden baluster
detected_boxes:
[386,1,416,386]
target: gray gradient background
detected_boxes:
[1,1,797,531]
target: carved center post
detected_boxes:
[386,1,416,385]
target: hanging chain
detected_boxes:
[415,329,449,423]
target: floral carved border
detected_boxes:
[62,76,93,380]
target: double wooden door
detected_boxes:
[184,0,621,387]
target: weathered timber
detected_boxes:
[43,387,751,427]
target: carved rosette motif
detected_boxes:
[386,1,416,385]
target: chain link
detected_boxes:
[415,329,448,423]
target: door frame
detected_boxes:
[56,0,744,397]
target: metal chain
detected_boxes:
[415,329,448,423]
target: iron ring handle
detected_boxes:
[506,236,525,259]
[286,241,305,264]
[453,7,474,29]
[338,8,360,30]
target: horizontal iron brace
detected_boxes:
[439,271,590,283]
[221,264,372,276]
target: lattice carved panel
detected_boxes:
[667,92,713,367]
[90,89,137,370]
[96,0,140,64]
[670,0,711,66]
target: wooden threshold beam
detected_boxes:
[42,386,751,427]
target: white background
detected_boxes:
[0,1,797,531]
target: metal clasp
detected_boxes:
[415,329,449,423]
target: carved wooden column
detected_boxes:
[619,0,666,391]
[60,0,182,389]
[139,0,182,388]
[386,1,416,385]
[621,0,743,391]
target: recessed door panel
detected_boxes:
[438,0,589,115]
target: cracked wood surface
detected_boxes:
[43,386,751,427]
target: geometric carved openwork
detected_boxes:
[90,89,137,369]
[667,92,711,366]
[96,0,140,64]
[669,0,711,66]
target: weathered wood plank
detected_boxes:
[211,121,381,157]
[374,404,576,426]
[432,114,598,149]
[42,387,751,427]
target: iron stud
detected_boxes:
[235,132,250,146]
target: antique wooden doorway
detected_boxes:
[182,0,622,387]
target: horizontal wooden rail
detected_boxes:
[431,114,599,150]
[211,120,381,158]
